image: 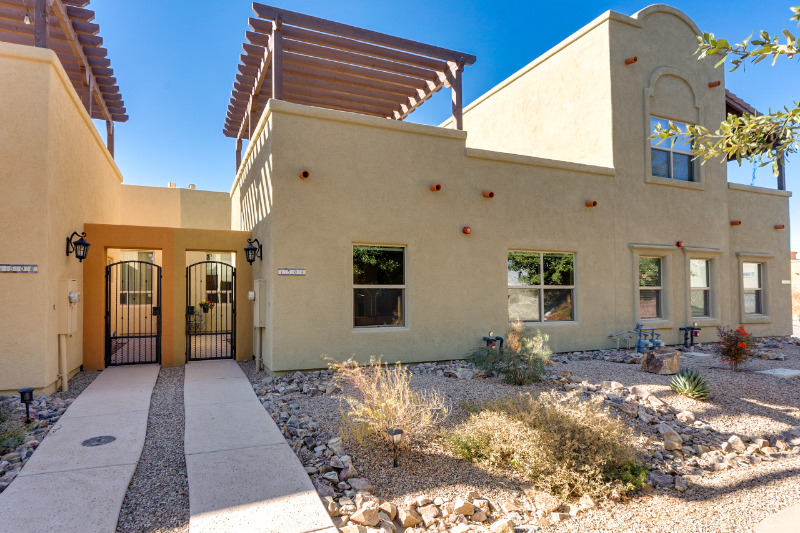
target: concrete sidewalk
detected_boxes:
[184,359,336,533]
[0,364,159,533]
[755,503,800,533]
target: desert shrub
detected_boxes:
[0,402,26,453]
[717,325,754,371]
[445,391,647,499]
[326,356,449,447]
[468,320,551,385]
[670,369,711,401]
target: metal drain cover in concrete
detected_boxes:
[81,436,117,447]
[755,368,800,378]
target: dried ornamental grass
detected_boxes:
[446,391,648,499]
[325,356,449,447]
[468,319,551,385]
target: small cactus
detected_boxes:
[670,369,711,401]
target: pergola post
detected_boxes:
[106,120,114,157]
[778,154,786,191]
[34,0,50,49]
[236,139,242,172]
[80,66,91,113]
[271,16,283,100]
[249,95,259,139]
[448,60,464,130]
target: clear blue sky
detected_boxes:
[89,1,798,246]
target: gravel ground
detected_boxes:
[242,343,800,533]
[52,369,101,400]
[116,367,189,533]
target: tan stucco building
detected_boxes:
[0,4,792,392]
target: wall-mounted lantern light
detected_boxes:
[66,232,90,262]
[19,387,34,423]
[386,428,404,467]
[244,238,262,264]
[22,0,31,24]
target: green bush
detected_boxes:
[445,392,647,499]
[670,369,712,401]
[468,320,551,385]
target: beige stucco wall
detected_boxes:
[0,42,122,393]
[231,6,791,373]
[441,12,615,168]
[121,185,231,230]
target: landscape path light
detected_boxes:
[19,387,33,423]
[244,238,262,264]
[66,232,90,262]
[386,428,404,468]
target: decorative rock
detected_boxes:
[417,504,439,518]
[641,349,681,375]
[490,518,516,533]
[525,489,561,513]
[348,478,374,493]
[602,380,624,390]
[676,411,696,424]
[656,423,684,451]
[340,526,367,533]
[728,435,747,453]
[653,474,674,486]
[350,508,380,527]
[416,495,433,507]
[629,386,652,400]
[501,500,519,513]
[379,502,397,521]
[451,525,471,533]
[550,513,570,524]
[578,494,597,511]
[396,507,422,527]
[456,368,474,380]
[453,497,475,515]
[472,509,487,522]
[674,476,688,492]
[314,481,336,498]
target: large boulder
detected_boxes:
[640,349,681,375]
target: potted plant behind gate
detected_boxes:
[198,299,214,314]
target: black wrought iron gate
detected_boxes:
[105,261,162,366]
[186,261,236,361]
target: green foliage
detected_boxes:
[670,369,712,401]
[0,403,27,453]
[445,392,647,499]
[606,460,649,492]
[649,5,800,175]
[717,325,754,371]
[468,321,551,385]
[352,246,403,284]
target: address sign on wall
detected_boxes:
[278,268,306,276]
[0,264,38,273]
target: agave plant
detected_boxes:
[670,369,711,401]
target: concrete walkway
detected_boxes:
[755,503,800,533]
[184,359,336,533]
[0,364,159,532]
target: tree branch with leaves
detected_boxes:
[651,6,800,176]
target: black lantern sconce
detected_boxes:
[244,238,262,265]
[66,232,90,262]
[386,428,404,467]
[19,387,34,423]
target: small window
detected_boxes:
[651,117,694,181]
[639,257,662,319]
[508,252,574,322]
[353,245,405,327]
[690,259,710,317]
[119,251,154,305]
[743,262,763,315]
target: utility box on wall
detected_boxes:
[58,278,79,334]
[252,279,266,327]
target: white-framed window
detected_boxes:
[205,253,233,304]
[743,262,763,315]
[651,117,695,181]
[638,257,662,319]
[507,252,574,322]
[353,245,405,328]
[119,251,154,305]
[690,259,710,317]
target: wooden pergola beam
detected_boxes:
[251,3,475,65]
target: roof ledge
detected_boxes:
[631,4,701,36]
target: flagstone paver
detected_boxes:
[183,359,336,533]
[0,365,159,533]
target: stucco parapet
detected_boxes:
[231,98,468,195]
[465,148,615,177]
[440,11,638,128]
[0,42,123,183]
[630,4,701,36]
[727,182,792,198]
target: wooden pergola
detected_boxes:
[0,0,127,156]
[725,89,786,191]
[223,3,476,171]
